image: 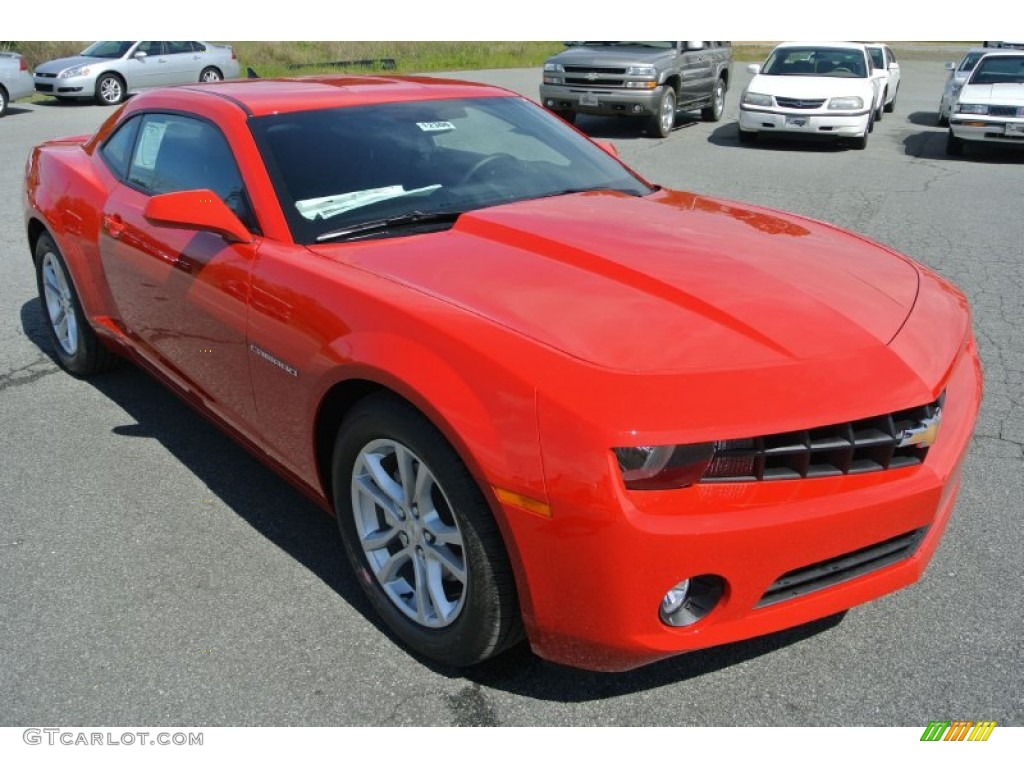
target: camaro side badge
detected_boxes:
[249,343,298,377]
[898,408,942,448]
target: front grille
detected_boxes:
[775,97,827,109]
[565,77,623,87]
[701,395,944,483]
[756,527,927,607]
[564,66,626,75]
[35,83,53,92]
[988,105,1023,117]
[36,72,57,79]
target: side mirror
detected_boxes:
[747,63,761,75]
[685,41,705,51]
[945,61,956,71]
[594,140,619,158]
[144,189,253,244]
[133,51,148,60]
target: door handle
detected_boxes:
[103,213,125,238]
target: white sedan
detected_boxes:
[865,43,900,119]
[738,42,879,150]
[0,51,34,116]
[947,51,1024,155]
[939,48,994,126]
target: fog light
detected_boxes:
[545,99,555,107]
[658,575,725,627]
[632,104,644,113]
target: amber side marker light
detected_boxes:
[493,487,552,518]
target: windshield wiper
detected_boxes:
[316,210,464,243]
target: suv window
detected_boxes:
[125,113,257,230]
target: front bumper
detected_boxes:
[502,333,981,672]
[34,73,95,98]
[540,83,664,117]
[950,116,1024,145]
[739,106,870,138]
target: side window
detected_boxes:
[100,116,142,179]
[135,41,164,57]
[166,41,193,55]
[126,113,257,231]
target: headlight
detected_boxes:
[742,91,772,107]
[957,103,988,115]
[625,65,657,78]
[60,65,91,78]
[613,444,714,490]
[828,96,864,110]
[543,62,564,73]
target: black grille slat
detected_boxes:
[757,527,928,607]
[988,106,1019,117]
[701,395,943,483]
[564,66,627,75]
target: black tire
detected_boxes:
[199,67,223,83]
[946,129,964,156]
[737,127,757,144]
[937,111,949,127]
[648,85,677,138]
[332,393,523,667]
[884,85,897,113]
[94,73,125,106]
[874,96,884,122]
[0,85,8,117]
[849,127,869,150]
[701,78,726,122]
[33,232,119,376]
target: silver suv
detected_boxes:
[540,41,733,137]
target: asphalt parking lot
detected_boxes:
[1,53,1022,727]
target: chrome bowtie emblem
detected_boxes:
[897,408,942,448]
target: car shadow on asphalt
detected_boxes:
[707,123,851,152]
[572,113,701,140]
[22,296,848,701]
[903,126,1024,163]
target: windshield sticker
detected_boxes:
[416,121,456,132]
[134,121,167,170]
[295,184,442,220]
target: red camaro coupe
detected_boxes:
[24,75,982,672]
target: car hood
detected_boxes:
[319,189,920,374]
[34,55,107,75]
[549,45,676,68]
[960,82,1024,105]
[749,74,874,99]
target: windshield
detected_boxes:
[969,55,1024,84]
[251,96,652,244]
[762,47,868,77]
[81,41,135,59]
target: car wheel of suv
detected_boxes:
[332,393,523,667]
[701,78,726,122]
[34,233,119,376]
[95,73,125,106]
[649,86,677,138]
[199,67,223,83]
[946,129,965,156]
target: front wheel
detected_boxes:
[33,233,119,376]
[648,85,677,138]
[94,73,125,105]
[946,129,964,156]
[332,393,523,667]
[849,126,869,150]
[737,126,757,144]
[701,78,725,122]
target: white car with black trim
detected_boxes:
[865,42,900,119]
[738,42,879,150]
[946,51,1024,155]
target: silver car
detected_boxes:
[34,41,241,106]
[0,51,34,116]
[938,47,994,126]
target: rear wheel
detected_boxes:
[884,85,897,112]
[0,85,8,117]
[648,85,677,138]
[33,233,119,376]
[199,67,223,83]
[701,78,726,122]
[332,393,523,667]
